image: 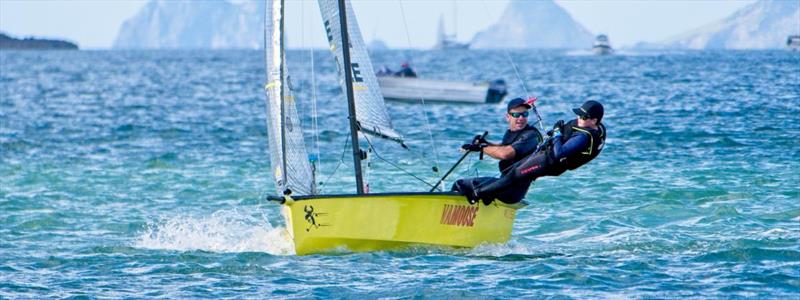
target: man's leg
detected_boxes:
[492,181,531,204]
[452,177,498,203]
[474,151,550,199]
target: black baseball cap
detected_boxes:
[572,100,604,121]
[506,97,532,111]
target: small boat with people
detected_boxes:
[264,0,523,255]
[592,34,613,55]
[376,62,507,104]
[368,12,505,105]
[378,75,507,104]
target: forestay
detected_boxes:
[317,0,404,144]
[264,0,315,195]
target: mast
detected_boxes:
[337,0,365,194]
[278,0,288,192]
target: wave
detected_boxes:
[133,208,294,255]
[692,247,800,263]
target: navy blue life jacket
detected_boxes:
[548,119,606,174]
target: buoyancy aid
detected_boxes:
[550,119,606,172]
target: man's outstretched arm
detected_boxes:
[482,145,516,160]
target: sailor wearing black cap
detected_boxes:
[452,97,543,203]
[469,100,607,204]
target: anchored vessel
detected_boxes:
[434,14,469,50]
[264,0,525,255]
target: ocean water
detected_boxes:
[1,49,799,298]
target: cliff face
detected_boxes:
[0,33,79,50]
[656,0,800,49]
[470,0,593,49]
[113,0,263,49]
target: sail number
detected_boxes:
[324,20,363,83]
[351,63,363,82]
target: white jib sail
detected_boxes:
[264,0,315,195]
[317,0,404,144]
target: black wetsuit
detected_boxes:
[452,125,542,202]
[475,120,606,203]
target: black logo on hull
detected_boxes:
[303,205,329,231]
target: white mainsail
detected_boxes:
[317,0,404,144]
[264,0,315,195]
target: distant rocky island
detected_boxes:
[471,0,593,49]
[637,0,799,50]
[113,0,263,49]
[0,33,79,50]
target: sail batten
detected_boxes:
[318,0,404,143]
[265,0,315,196]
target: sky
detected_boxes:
[0,0,757,49]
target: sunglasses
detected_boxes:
[508,111,529,118]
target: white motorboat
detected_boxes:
[592,34,613,55]
[788,35,800,51]
[377,76,507,104]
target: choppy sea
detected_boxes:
[1,49,799,298]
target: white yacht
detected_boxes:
[592,34,613,55]
[433,14,469,50]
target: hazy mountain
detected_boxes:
[113,0,263,49]
[470,0,593,49]
[654,0,800,49]
[368,39,389,50]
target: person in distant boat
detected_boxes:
[394,62,417,78]
[457,100,607,205]
[376,65,393,76]
[451,97,543,203]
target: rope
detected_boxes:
[397,0,442,184]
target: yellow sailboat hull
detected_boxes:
[278,193,526,255]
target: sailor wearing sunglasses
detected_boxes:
[471,100,607,205]
[452,97,543,203]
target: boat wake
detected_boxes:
[133,208,295,255]
[466,240,564,259]
[565,50,594,56]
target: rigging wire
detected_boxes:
[304,0,323,191]
[397,0,443,188]
[317,135,351,194]
[363,134,436,189]
[477,0,547,134]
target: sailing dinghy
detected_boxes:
[264,0,526,255]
